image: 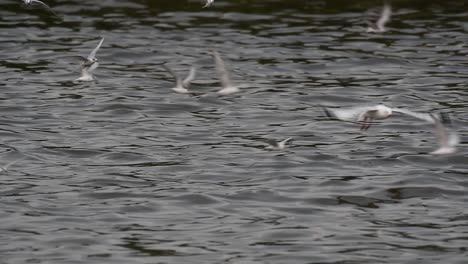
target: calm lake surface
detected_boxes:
[1,0,467,263]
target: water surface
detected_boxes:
[1,0,467,263]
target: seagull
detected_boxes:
[264,137,293,150]
[22,0,58,16]
[366,2,391,33]
[323,104,436,130]
[0,157,25,173]
[212,50,240,95]
[203,0,214,8]
[163,64,196,94]
[74,37,104,82]
[429,113,459,155]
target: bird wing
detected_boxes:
[279,137,293,146]
[430,113,451,148]
[182,66,196,87]
[392,108,435,123]
[30,0,51,9]
[376,3,391,30]
[212,50,234,88]
[203,0,214,8]
[30,0,58,16]
[87,61,99,73]
[439,113,460,147]
[87,37,104,60]
[162,64,182,86]
[324,106,378,122]
[448,132,460,147]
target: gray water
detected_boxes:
[1,0,467,263]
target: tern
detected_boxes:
[74,37,104,82]
[203,0,214,8]
[324,104,436,130]
[212,50,240,95]
[429,113,459,155]
[366,2,391,33]
[264,137,294,150]
[163,64,196,94]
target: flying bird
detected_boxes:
[323,104,435,130]
[212,50,240,95]
[263,137,294,150]
[74,38,104,82]
[163,64,196,94]
[366,2,392,33]
[429,113,459,155]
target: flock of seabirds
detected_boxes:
[6,0,460,173]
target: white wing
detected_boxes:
[212,50,234,89]
[439,113,460,147]
[87,37,104,60]
[278,137,293,149]
[27,0,58,16]
[30,0,51,9]
[376,3,391,30]
[433,114,449,148]
[392,108,435,123]
[430,113,459,149]
[203,0,214,8]
[87,61,99,73]
[324,106,378,122]
[163,64,182,86]
[448,132,460,147]
[280,137,293,145]
[182,66,196,87]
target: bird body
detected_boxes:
[324,104,435,130]
[74,38,104,82]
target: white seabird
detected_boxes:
[264,137,294,150]
[163,64,196,94]
[74,37,104,82]
[324,104,435,130]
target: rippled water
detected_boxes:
[1,0,467,263]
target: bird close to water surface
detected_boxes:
[264,137,294,150]
[324,104,436,130]
[74,38,104,82]
[163,64,197,94]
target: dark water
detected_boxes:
[1,0,467,263]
